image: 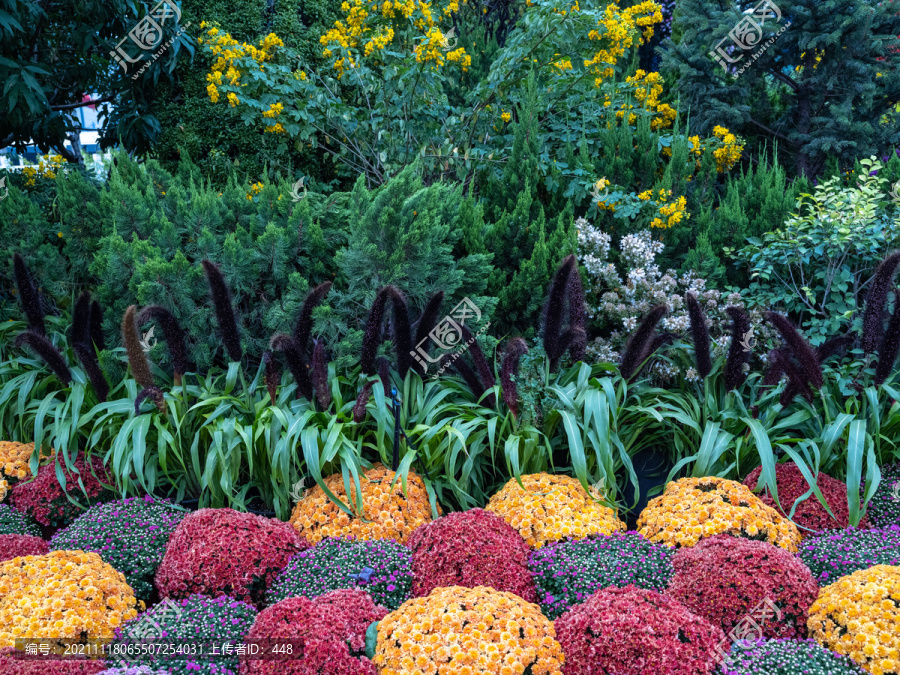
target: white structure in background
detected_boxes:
[0,96,110,170]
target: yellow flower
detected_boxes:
[501,112,511,123]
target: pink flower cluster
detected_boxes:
[155,508,307,608]
[667,535,818,639]
[743,464,868,534]
[555,585,725,675]
[9,456,113,527]
[407,508,537,601]
[0,647,106,674]
[0,533,49,562]
[240,589,387,675]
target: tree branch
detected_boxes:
[50,94,115,111]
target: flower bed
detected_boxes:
[289,464,436,545]
[155,508,304,608]
[0,550,138,647]
[529,531,674,619]
[373,585,564,674]
[0,504,41,537]
[98,668,172,675]
[0,647,106,674]
[636,477,802,550]
[554,585,725,675]
[267,536,412,610]
[0,534,48,562]
[107,594,257,675]
[50,496,186,600]
[743,463,867,534]
[666,534,818,638]
[408,508,536,601]
[242,589,386,675]
[798,526,900,584]
[9,456,115,528]
[720,638,869,675]
[807,564,900,675]
[485,473,626,548]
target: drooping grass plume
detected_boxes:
[14,331,71,384]
[542,255,577,367]
[137,305,189,386]
[414,291,445,348]
[263,350,280,404]
[387,286,414,378]
[360,287,390,375]
[619,305,668,381]
[122,305,154,389]
[762,349,786,387]
[201,259,242,363]
[444,353,487,401]
[293,281,333,352]
[648,331,677,355]
[270,334,312,400]
[377,357,391,395]
[817,335,853,363]
[764,311,823,389]
[567,269,587,362]
[501,338,528,418]
[71,342,109,402]
[686,293,712,378]
[876,303,900,385]
[352,381,373,423]
[724,306,752,390]
[72,292,91,345]
[312,340,331,410]
[89,300,105,352]
[13,253,46,336]
[135,385,166,415]
[461,324,496,392]
[862,252,900,354]
[766,348,814,405]
[557,327,587,365]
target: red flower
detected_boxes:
[0,647,105,674]
[0,534,48,562]
[743,463,869,534]
[155,508,307,608]
[555,585,725,675]
[240,589,387,675]
[407,508,537,601]
[667,534,818,639]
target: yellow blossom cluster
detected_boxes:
[289,464,438,544]
[637,477,802,550]
[712,125,744,173]
[373,585,564,674]
[650,195,688,229]
[246,181,264,201]
[201,23,284,103]
[623,69,677,129]
[485,473,626,548]
[21,154,65,186]
[414,28,471,70]
[0,550,139,648]
[584,2,662,86]
[638,187,670,201]
[808,565,900,675]
[0,441,36,483]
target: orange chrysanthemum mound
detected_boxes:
[0,442,34,485]
[485,473,626,548]
[373,585,564,675]
[0,550,138,648]
[807,565,900,675]
[289,464,437,544]
[636,476,802,551]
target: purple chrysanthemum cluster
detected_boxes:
[50,495,186,600]
[529,531,674,619]
[0,503,41,536]
[267,536,412,610]
[721,638,868,674]
[98,667,172,675]
[798,525,900,584]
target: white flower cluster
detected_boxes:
[576,220,748,384]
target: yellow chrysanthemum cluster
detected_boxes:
[808,565,900,675]
[623,69,677,129]
[373,585,564,675]
[202,24,284,103]
[289,464,438,544]
[650,195,688,229]
[712,125,744,173]
[637,477,802,551]
[485,473,626,548]
[0,442,35,484]
[584,2,662,86]
[0,550,139,648]
[21,154,65,186]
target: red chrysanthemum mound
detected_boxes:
[407,508,537,601]
[0,647,106,674]
[667,534,818,639]
[554,585,725,675]
[155,508,306,608]
[743,463,869,535]
[0,534,49,562]
[9,456,114,528]
[239,588,387,675]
